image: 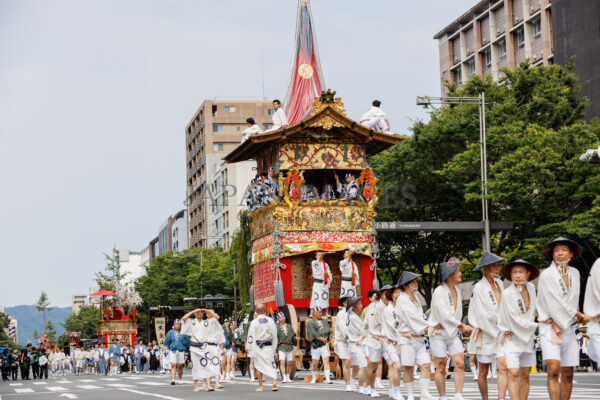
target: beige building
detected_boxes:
[72,294,87,313]
[435,0,553,95]
[186,100,273,249]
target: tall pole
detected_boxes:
[479,92,491,252]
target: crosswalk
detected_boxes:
[4,372,600,398]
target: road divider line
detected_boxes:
[119,388,184,400]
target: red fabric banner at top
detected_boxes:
[285,0,324,125]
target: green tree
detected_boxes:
[60,306,100,339]
[0,311,15,347]
[371,61,600,306]
[34,291,53,335]
[230,210,252,311]
[32,328,40,341]
[45,321,57,343]
[95,246,125,294]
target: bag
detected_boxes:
[274,265,285,307]
[141,355,147,365]
[39,355,48,366]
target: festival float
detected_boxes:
[93,284,141,346]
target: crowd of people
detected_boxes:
[1,339,176,381]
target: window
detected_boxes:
[267,109,275,116]
[498,40,507,60]
[468,59,476,75]
[263,123,273,130]
[212,124,223,133]
[517,28,525,47]
[211,105,217,117]
[236,126,241,131]
[533,18,541,38]
[213,143,224,151]
[215,217,222,234]
[455,66,462,83]
[484,48,492,67]
[224,106,236,113]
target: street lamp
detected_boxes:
[416,93,491,252]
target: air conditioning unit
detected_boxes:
[533,53,539,60]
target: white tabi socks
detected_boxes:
[310,370,317,384]
[419,378,433,400]
[405,382,414,400]
[324,369,331,383]
[250,369,255,382]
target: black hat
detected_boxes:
[396,271,422,288]
[346,296,362,312]
[541,237,582,260]
[501,259,540,281]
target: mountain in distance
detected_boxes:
[4,305,71,346]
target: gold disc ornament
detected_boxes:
[298,63,314,79]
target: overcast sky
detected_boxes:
[0,0,476,307]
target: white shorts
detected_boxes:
[382,343,400,364]
[467,339,476,354]
[400,340,431,366]
[311,345,330,360]
[350,344,368,368]
[226,348,235,356]
[278,351,294,362]
[169,351,185,365]
[429,336,464,358]
[505,351,536,369]
[334,342,351,360]
[540,326,579,366]
[365,346,383,363]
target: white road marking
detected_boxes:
[139,381,168,385]
[32,381,47,385]
[77,385,101,389]
[9,383,23,386]
[79,379,95,382]
[101,377,121,381]
[119,388,184,400]
[59,394,78,399]
[14,388,34,393]
[47,386,68,391]
[105,383,133,387]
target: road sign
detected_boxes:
[374,221,513,232]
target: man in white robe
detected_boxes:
[395,271,434,400]
[429,261,472,400]
[339,250,360,298]
[247,304,278,392]
[498,259,539,400]
[310,252,332,316]
[181,308,222,392]
[584,258,600,364]
[346,296,368,394]
[380,285,403,400]
[363,288,386,398]
[537,237,590,400]
[241,118,263,143]
[334,296,353,392]
[359,100,390,132]
[270,99,289,130]
[468,252,508,400]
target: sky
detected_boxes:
[0,0,476,307]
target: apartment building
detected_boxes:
[186,100,273,249]
[435,0,600,119]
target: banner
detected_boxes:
[154,317,166,348]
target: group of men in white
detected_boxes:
[240,99,392,143]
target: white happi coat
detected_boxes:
[381,302,400,356]
[339,258,360,298]
[271,108,288,129]
[395,291,430,345]
[364,300,385,349]
[334,308,348,345]
[584,258,600,362]
[182,317,223,379]
[241,124,263,142]
[359,106,389,131]
[468,277,503,355]
[247,314,278,379]
[346,310,365,353]
[310,259,332,309]
[537,262,581,336]
[497,282,537,353]
[429,283,463,339]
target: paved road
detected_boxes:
[1,371,600,399]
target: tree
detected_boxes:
[45,321,57,343]
[34,291,53,335]
[370,61,600,306]
[33,329,40,341]
[230,210,252,311]
[95,246,126,294]
[60,306,100,339]
[0,311,15,347]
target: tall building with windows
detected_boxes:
[186,100,273,249]
[435,0,600,119]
